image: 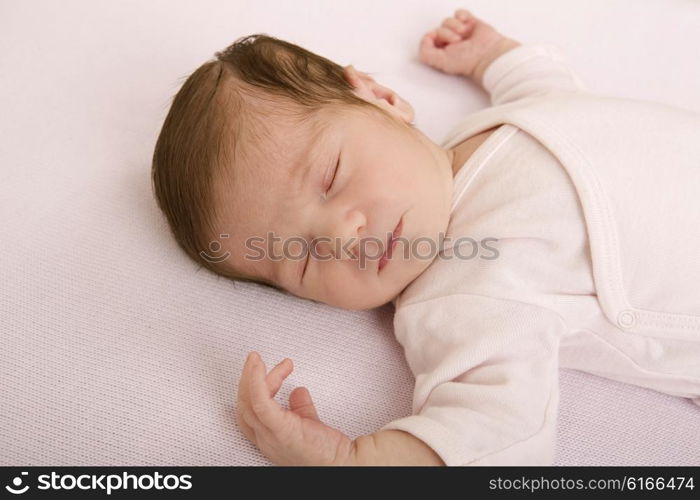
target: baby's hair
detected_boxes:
[151,34,387,293]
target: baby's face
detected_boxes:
[215,104,454,310]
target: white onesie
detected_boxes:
[380,44,700,466]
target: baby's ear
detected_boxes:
[343,65,415,124]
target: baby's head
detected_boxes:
[152,34,455,310]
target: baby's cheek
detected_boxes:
[322,262,363,292]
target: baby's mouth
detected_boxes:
[378,216,403,272]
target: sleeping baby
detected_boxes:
[151,8,700,465]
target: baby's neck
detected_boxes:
[450,126,500,177]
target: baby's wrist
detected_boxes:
[471,37,522,85]
[341,436,369,466]
[341,430,445,466]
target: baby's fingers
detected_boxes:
[420,31,448,66]
[239,352,291,399]
[455,8,472,21]
[248,352,286,434]
[442,16,474,38]
[436,26,461,45]
[267,357,293,398]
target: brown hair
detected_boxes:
[151,34,390,293]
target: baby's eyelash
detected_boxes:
[300,251,310,283]
[325,154,340,193]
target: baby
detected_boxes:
[152,9,700,466]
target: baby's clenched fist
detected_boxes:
[419,8,520,85]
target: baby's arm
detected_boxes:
[237,352,445,466]
[419,9,521,88]
[347,429,445,466]
[420,9,588,105]
[378,295,564,466]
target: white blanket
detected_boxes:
[1,0,698,465]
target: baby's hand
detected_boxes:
[419,9,520,83]
[236,351,355,466]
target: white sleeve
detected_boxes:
[380,294,564,466]
[482,43,588,106]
